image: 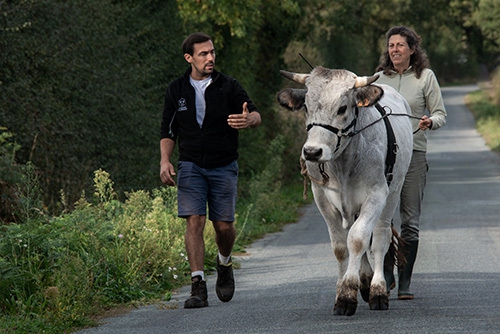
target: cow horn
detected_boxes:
[353,74,380,88]
[280,70,309,85]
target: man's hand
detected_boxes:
[227,102,261,129]
[160,161,176,186]
[418,115,433,131]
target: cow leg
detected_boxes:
[324,213,350,315]
[315,193,359,316]
[336,189,389,315]
[368,217,393,310]
[311,185,351,316]
[333,223,369,316]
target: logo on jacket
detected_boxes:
[178,98,187,111]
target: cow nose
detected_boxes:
[303,147,322,161]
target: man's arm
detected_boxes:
[160,138,177,186]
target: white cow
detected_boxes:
[277,66,413,316]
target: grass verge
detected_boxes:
[465,87,500,153]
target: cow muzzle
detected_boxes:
[303,146,323,161]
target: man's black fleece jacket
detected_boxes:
[161,68,258,169]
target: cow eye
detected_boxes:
[338,105,347,115]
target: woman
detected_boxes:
[375,26,447,300]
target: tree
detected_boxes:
[472,0,500,70]
[0,0,186,211]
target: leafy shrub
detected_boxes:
[466,88,500,152]
[0,128,308,332]
[0,168,212,330]
[490,67,500,107]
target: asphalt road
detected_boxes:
[76,84,500,334]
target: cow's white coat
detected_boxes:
[278,67,413,315]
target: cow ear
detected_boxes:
[355,85,384,107]
[277,88,307,111]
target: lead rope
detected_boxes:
[300,158,329,200]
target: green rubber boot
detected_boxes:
[398,240,419,300]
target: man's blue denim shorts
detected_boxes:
[177,160,238,222]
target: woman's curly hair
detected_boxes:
[376,26,430,79]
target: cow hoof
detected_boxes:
[369,294,389,310]
[333,299,358,316]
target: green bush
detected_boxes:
[0,168,202,330]
[0,132,308,332]
[490,68,500,107]
[466,88,500,152]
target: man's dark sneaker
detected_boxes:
[216,256,235,302]
[184,275,208,308]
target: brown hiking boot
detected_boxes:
[216,257,235,302]
[184,275,208,308]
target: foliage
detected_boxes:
[0,0,186,211]
[465,88,500,152]
[280,0,483,82]
[0,166,191,330]
[236,135,285,246]
[472,0,500,69]
[0,127,22,223]
[491,68,500,107]
[0,136,306,332]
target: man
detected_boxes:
[160,32,261,308]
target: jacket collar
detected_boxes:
[388,65,414,76]
[183,67,220,82]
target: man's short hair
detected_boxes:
[182,32,212,56]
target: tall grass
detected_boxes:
[0,136,307,332]
[465,88,500,152]
[0,168,198,331]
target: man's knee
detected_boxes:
[186,215,206,233]
[213,221,235,236]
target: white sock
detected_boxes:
[218,252,231,265]
[191,271,204,281]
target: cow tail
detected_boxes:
[386,225,407,268]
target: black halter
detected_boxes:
[306,107,359,137]
[306,107,359,155]
[305,103,397,186]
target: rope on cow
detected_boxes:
[300,157,309,200]
[300,157,329,200]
